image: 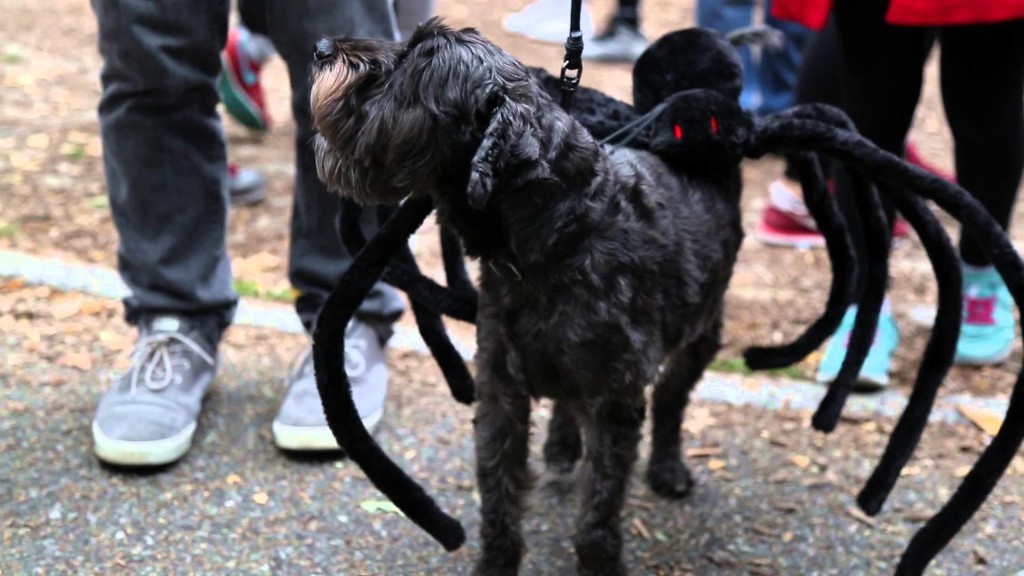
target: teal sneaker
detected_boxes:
[955,265,1015,365]
[816,306,900,391]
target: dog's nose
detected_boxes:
[313,39,335,63]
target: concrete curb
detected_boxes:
[0,248,1010,427]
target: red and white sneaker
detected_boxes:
[755,179,911,249]
[218,27,272,131]
[754,180,826,248]
[905,142,956,183]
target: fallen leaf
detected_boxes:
[26,133,50,149]
[252,492,269,505]
[226,474,243,486]
[50,296,83,320]
[98,330,132,352]
[790,455,811,469]
[685,446,722,458]
[781,531,795,543]
[631,517,651,540]
[903,510,933,523]
[707,459,727,471]
[846,506,876,527]
[359,500,405,516]
[972,547,988,565]
[956,404,1003,436]
[79,300,108,316]
[56,352,92,371]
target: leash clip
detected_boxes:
[559,31,584,109]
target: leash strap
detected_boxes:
[559,0,584,110]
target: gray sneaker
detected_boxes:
[583,21,649,63]
[228,163,267,206]
[92,316,218,466]
[272,319,388,451]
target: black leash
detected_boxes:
[559,0,584,110]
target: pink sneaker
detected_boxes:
[755,180,911,249]
[754,180,826,248]
[905,142,955,183]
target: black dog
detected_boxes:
[311,18,743,575]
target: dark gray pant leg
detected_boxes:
[265,0,405,339]
[92,0,235,342]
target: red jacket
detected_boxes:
[771,0,1024,30]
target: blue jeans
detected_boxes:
[696,0,812,115]
[91,0,405,343]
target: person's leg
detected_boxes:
[696,0,758,110]
[238,0,269,36]
[265,0,403,450]
[757,0,813,115]
[91,0,231,465]
[586,0,649,63]
[832,0,934,287]
[94,0,234,343]
[757,16,842,249]
[816,0,934,388]
[394,0,434,40]
[940,19,1024,364]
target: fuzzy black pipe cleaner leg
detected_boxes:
[743,151,856,369]
[337,199,476,404]
[440,226,478,300]
[856,185,961,516]
[813,167,891,432]
[750,116,1024,575]
[750,105,893,432]
[392,242,476,404]
[312,196,466,551]
[781,107,967,516]
[339,198,477,323]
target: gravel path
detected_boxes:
[3,318,1023,575]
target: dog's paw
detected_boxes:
[646,459,694,499]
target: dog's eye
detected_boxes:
[673,124,683,140]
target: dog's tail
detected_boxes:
[312,196,467,552]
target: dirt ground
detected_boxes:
[1,0,1022,399]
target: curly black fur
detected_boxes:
[309,19,1024,576]
[312,18,743,574]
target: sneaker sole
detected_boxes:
[272,408,383,452]
[230,185,267,207]
[954,344,1013,366]
[754,222,826,249]
[92,421,196,466]
[816,372,889,392]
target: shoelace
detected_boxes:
[294,323,370,382]
[964,294,997,326]
[121,332,216,395]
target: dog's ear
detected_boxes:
[467,91,534,210]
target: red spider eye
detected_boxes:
[710,116,719,135]
[673,124,683,140]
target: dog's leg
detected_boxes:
[543,400,583,476]
[574,397,645,576]
[646,320,722,499]
[474,349,531,576]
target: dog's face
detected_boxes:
[310,17,538,207]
